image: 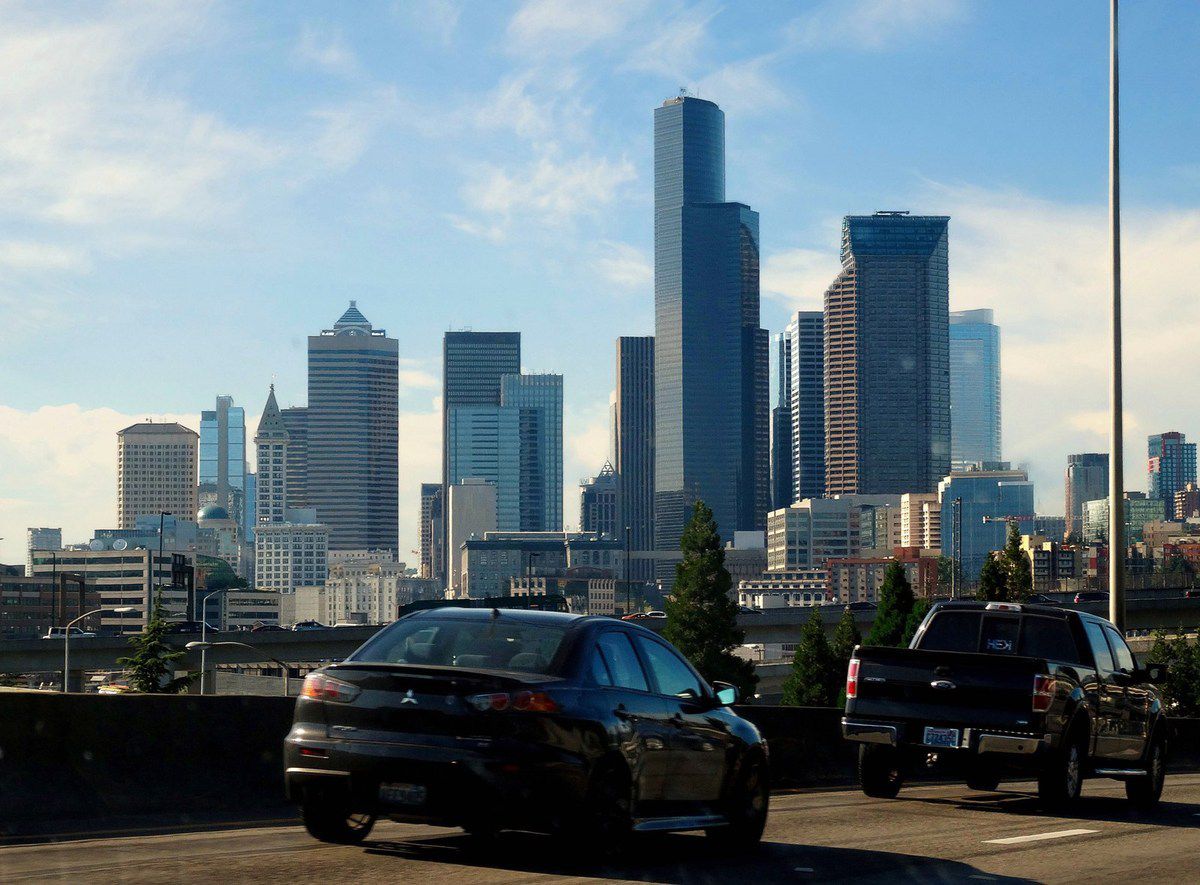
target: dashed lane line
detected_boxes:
[983,828,1099,845]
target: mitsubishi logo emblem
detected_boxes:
[400,689,418,705]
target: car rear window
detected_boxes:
[917,610,1079,663]
[918,611,981,652]
[349,617,569,674]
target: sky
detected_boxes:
[1,0,1199,565]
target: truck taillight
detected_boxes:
[846,658,860,699]
[1032,674,1055,712]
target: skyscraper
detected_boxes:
[418,482,442,580]
[580,461,620,539]
[771,331,793,510]
[307,302,399,551]
[502,373,563,532]
[653,93,768,551]
[280,406,309,510]
[25,527,61,577]
[949,309,1001,471]
[824,212,950,496]
[199,395,248,535]
[939,465,1035,581]
[255,385,289,526]
[1065,453,1109,540]
[117,422,199,528]
[615,336,654,579]
[1148,431,1197,501]
[787,310,825,502]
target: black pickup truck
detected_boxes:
[842,600,1168,807]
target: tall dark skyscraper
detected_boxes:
[824,212,950,496]
[788,310,825,501]
[653,94,768,550]
[418,482,443,580]
[1148,431,1196,501]
[1065,453,1108,540]
[770,332,792,510]
[615,336,654,578]
[307,302,399,551]
[280,406,309,510]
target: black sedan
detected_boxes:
[284,607,769,851]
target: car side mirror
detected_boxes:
[1143,663,1168,683]
[712,681,738,706]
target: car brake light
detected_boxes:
[300,673,360,704]
[467,690,558,713]
[985,602,1022,612]
[1032,674,1055,712]
[846,658,860,699]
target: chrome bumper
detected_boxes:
[976,734,1041,755]
[842,719,897,746]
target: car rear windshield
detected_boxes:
[348,617,570,675]
[918,610,1080,663]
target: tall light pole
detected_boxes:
[1108,0,1126,631]
[186,641,291,696]
[63,606,134,692]
[198,587,229,695]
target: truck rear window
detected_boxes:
[917,610,1080,663]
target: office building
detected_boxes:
[1148,432,1197,501]
[1082,494,1168,545]
[788,310,825,502]
[307,302,399,551]
[1176,483,1200,521]
[653,94,769,553]
[324,560,409,625]
[117,421,199,529]
[938,466,1034,581]
[254,522,328,594]
[418,483,443,579]
[502,373,563,531]
[462,532,623,599]
[0,572,98,640]
[949,309,1001,471]
[615,336,655,579]
[25,527,61,577]
[771,331,793,510]
[900,492,942,551]
[860,505,902,554]
[1065,453,1109,539]
[198,395,248,534]
[255,385,290,526]
[448,478,498,594]
[824,212,951,496]
[280,406,309,510]
[580,462,620,539]
[765,499,862,571]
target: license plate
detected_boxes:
[378,782,427,806]
[923,726,960,748]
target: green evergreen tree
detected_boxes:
[1002,522,1033,600]
[865,562,914,647]
[781,606,835,706]
[936,555,955,595]
[901,597,932,647]
[663,501,757,697]
[830,606,862,705]
[977,555,1008,601]
[116,591,194,694]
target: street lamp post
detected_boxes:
[185,641,291,696]
[63,606,135,693]
[198,587,230,695]
[1108,0,1126,632]
[624,525,631,615]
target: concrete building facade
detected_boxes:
[117,422,199,529]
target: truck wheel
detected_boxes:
[859,744,904,799]
[1038,729,1084,808]
[301,799,375,844]
[1126,732,1166,808]
[965,766,1001,792]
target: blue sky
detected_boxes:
[2,0,1199,563]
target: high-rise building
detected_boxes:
[418,482,443,580]
[255,385,289,526]
[949,309,1001,471]
[307,302,399,551]
[938,465,1034,581]
[824,212,951,496]
[502,373,563,532]
[900,492,941,550]
[1083,493,1167,545]
[615,336,655,579]
[653,93,768,553]
[280,406,309,510]
[25,527,62,577]
[771,331,793,510]
[117,422,199,529]
[788,311,825,502]
[1148,431,1197,501]
[765,499,862,571]
[198,396,247,534]
[1065,453,1109,539]
[580,462,620,539]
[1175,482,1200,521]
[448,478,498,595]
[255,522,328,594]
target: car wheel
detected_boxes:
[1038,728,1084,808]
[858,744,904,799]
[707,755,769,851]
[462,821,500,843]
[573,760,633,855]
[301,799,375,845]
[1126,732,1166,808]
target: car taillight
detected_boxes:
[846,658,860,699]
[467,690,559,713]
[300,673,360,704]
[1032,674,1055,712]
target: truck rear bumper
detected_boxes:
[842,718,1045,756]
[842,719,897,746]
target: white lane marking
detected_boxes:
[983,828,1098,845]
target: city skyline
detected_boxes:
[2,2,1200,563]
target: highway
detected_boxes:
[5,775,1200,883]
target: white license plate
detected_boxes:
[378,782,427,806]
[923,726,960,748]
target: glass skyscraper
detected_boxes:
[199,395,247,531]
[939,466,1035,583]
[1065,453,1109,540]
[825,212,950,496]
[771,331,793,510]
[949,309,1001,471]
[616,336,654,579]
[653,94,768,551]
[1148,431,1196,501]
[787,310,825,502]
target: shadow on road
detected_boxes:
[364,830,1034,884]
[903,787,1200,828]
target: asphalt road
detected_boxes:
[6,774,1200,883]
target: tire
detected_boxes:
[1038,727,1085,808]
[707,755,769,851]
[1126,731,1166,808]
[301,798,375,845]
[966,770,1001,793]
[858,744,904,799]
[461,821,500,843]
[570,760,633,856]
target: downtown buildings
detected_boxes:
[1065,454,1109,540]
[652,94,768,553]
[949,309,1001,471]
[198,395,249,539]
[116,421,199,529]
[1148,431,1196,502]
[788,310,825,503]
[615,335,655,578]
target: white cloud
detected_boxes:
[472,68,591,143]
[787,0,967,51]
[506,0,648,58]
[396,0,462,46]
[762,247,840,310]
[593,240,653,292]
[564,399,613,531]
[694,55,790,115]
[399,369,440,390]
[397,399,443,561]
[294,22,360,75]
[0,240,89,272]
[622,2,719,78]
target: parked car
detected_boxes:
[164,620,220,635]
[1074,591,1110,603]
[620,612,647,620]
[292,620,327,631]
[41,626,96,640]
[1025,593,1055,604]
[843,600,1168,808]
[1183,590,1200,600]
[644,610,667,619]
[251,623,287,633]
[284,607,769,851]
[846,601,877,611]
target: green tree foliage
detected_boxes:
[782,606,835,706]
[116,591,194,694]
[977,523,1033,602]
[1148,627,1200,716]
[199,555,249,591]
[865,562,915,647]
[901,598,932,647]
[663,501,757,697]
[977,555,1007,601]
[830,606,863,705]
[936,555,955,595]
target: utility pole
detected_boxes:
[1108,0,1126,632]
[624,525,631,615]
[952,498,962,599]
